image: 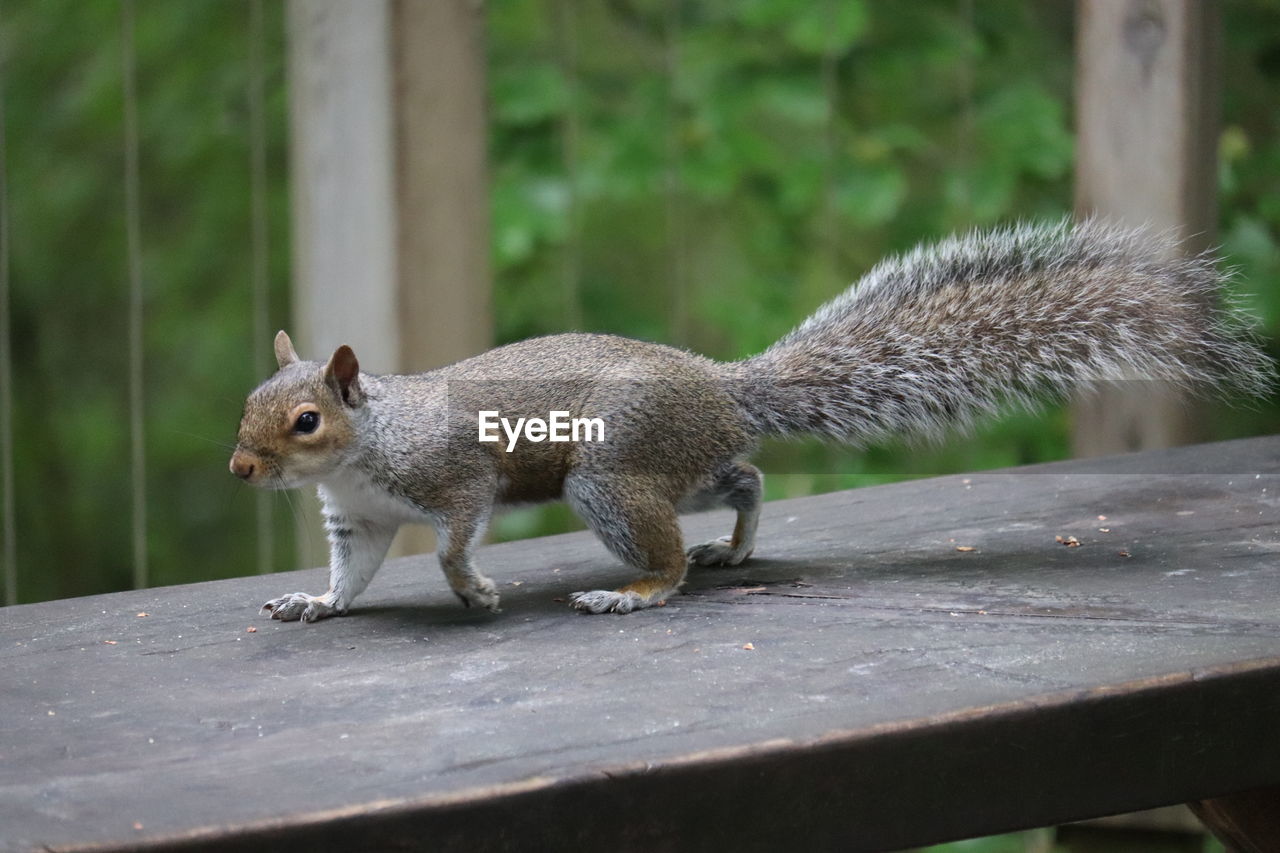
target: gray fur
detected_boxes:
[724,220,1274,444]
[236,221,1273,619]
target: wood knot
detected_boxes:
[1123,0,1167,80]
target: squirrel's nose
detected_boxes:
[230,450,258,481]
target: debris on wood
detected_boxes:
[1056,535,1081,548]
[246,626,257,633]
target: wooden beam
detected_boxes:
[1072,0,1219,456]
[286,0,491,560]
[1190,786,1280,853]
[5,436,1280,851]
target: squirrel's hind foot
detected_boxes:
[569,589,648,614]
[261,592,343,623]
[687,536,753,567]
[569,571,682,613]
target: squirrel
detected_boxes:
[230,220,1272,620]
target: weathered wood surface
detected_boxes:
[1072,0,1220,455]
[3,436,1279,852]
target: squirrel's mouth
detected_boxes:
[252,474,294,491]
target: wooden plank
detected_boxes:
[2,436,1279,852]
[1071,0,1220,456]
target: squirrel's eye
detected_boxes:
[294,411,320,434]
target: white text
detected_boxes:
[478,410,605,452]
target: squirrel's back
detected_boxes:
[437,332,715,382]
[723,220,1273,444]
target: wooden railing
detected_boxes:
[4,436,1279,851]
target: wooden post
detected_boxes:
[287,0,491,562]
[392,0,492,373]
[1071,0,1219,457]
[1071,6,1280,845]
[1190,786,1280,853]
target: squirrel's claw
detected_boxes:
[452,577,501,613]
[569,589,646,614]
[687,536,753,567]
[260,592,341,623]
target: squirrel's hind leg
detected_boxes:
[685,462,762,568]
[564,474,687,614]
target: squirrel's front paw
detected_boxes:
[687,536,753,567]
[453,577,501,613]
[261,592,342,623]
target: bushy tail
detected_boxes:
[725,220,1274,444]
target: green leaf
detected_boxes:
[786,1,869,56]
[977,82,1072,180]
[492,63,568,126]
[733,0,799,29]
[1221,214,1280,333]
[755,76,829,126]
[833,165,907,226]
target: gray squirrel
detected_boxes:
[230,220,1272,619]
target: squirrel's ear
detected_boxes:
[324,345,364,407]
[274,330,299,369]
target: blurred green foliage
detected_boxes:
[4,0,291,603]
[1,0,1277,621]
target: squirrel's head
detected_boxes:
[230,331,365,489]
